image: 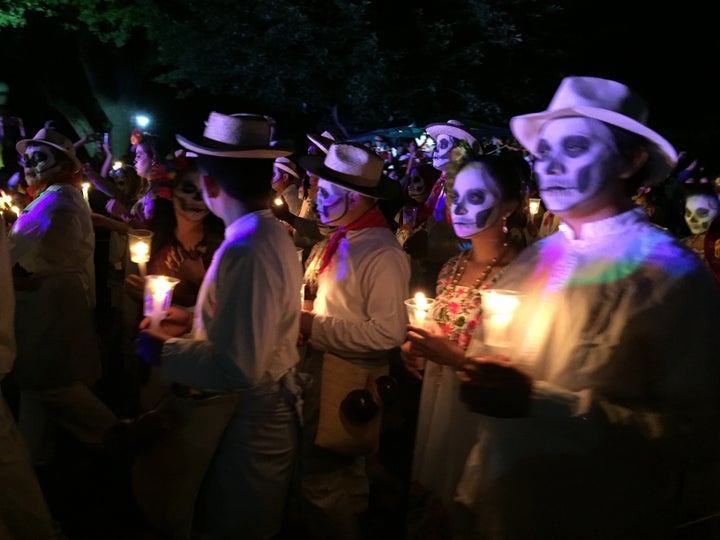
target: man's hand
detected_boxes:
[135,330,166,366]
[399,343,424,381]
[138,305,194,338]
[299,310,315,341]
[457,355,533,418]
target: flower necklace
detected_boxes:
[450,244,510,293]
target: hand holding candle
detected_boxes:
[404,292,438,371]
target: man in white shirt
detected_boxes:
[136,112,304,539]
[452,76,720,539]
[296,142,410,539]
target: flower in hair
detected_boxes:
[130,128,143,147]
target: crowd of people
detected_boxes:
[1,75,719,540]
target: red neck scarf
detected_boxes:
[318,204,390,274]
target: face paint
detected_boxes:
[407,168,428,200]
[173,169,209,221]
[450,162,503,238]
[432,133,457,171]
[23,144,59,185]
[685,193,720,234]
[533,117,624,213]
[315,179,351,224]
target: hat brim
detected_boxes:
[510,106,677,182]
[298,155,398,200]
[425,123,479,147]
[175,133,291,159]
[16,139,82,171]
[306,133,335,154]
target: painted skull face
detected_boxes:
[685,193,719,235]
[407,168,428,200]
[315,179,351,225]
[23,143,60,185]
[450,161,503,238]
[173,169,209,222]
[432,134,458,171]
[534,117,623,214]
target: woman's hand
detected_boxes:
[456,354,533,418]
[404,324,465,368]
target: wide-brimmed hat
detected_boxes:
[510,76,677,181]
[425,119,481,150]
[306,130,336,155]
[298,142,397,200]
[17,124,81,171]
[273,156,300,179]
[175,112,291,158]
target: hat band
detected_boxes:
[275,162,300,179]
[329,168,380,188]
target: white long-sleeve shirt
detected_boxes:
[308,227,410,364]
[457,207,720,538]
[162,209,303,390]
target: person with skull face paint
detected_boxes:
[400,150,527,537]
[680,176,720,265]
[8,123,119,467]
[404,120,483,295]
[439,76,720,539]
[296,142,410,540]
[122,158,225,410]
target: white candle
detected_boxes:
[144,275,180,330]
[130,241,150,263]
[82,182,90,206]
[528,197,541,216]
[128,229,153,277]
[480,289,522,348]
[413,292,429,326]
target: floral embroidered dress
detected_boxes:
[409,249,504,537]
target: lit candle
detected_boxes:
[528,197,541,216]
[144,275,180,330]
[82,182,90,205]
[274,197,284,206]
[480,289,522,349]
[128,229,153,277]
[413,292,429,326]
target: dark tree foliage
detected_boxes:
[0,0,566,136]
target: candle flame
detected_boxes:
[414,291,428,310]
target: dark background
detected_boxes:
[0,1,718,171]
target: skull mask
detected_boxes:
[173,169,209,222]
[407,168,429,200]
[23,143,61,185]
[315,179,351,225]
[684,193,719,235]
[432,134,458,171]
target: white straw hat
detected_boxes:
[176,112,291,158]
[510,76,677,182]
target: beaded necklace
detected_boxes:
[450,244,509,292]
